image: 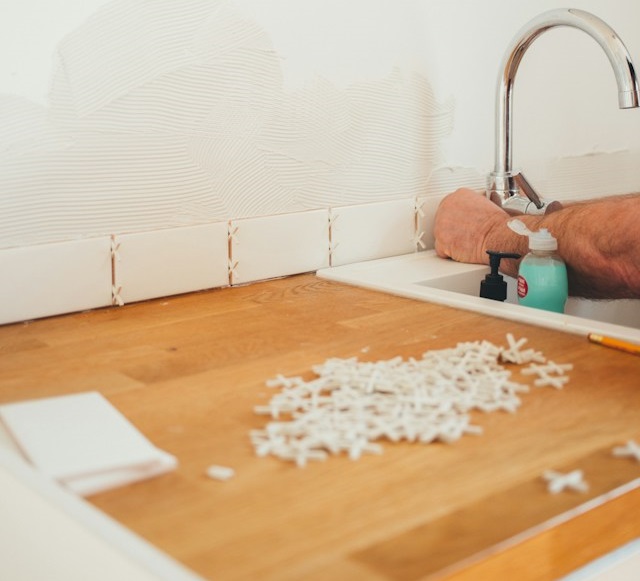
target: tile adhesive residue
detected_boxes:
[0,0,455,249]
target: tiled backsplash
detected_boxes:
[0,197,433,325]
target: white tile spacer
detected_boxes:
[328,210,339,228]
[111,285,124,307]
[522,361,573,376]
[543,361,573,374]
[294,448,328,468]
[518,349,546,364]
[206,465,235,481]
[522,360,572,389]
[227,224,239,241]
[499,333,547,364]
[328,240,340,260]
[110,238,121,261]
[533,374,570,389]
[612,440,640,463]
[500,333,530,364]
[542,469,589,494]
[413,231,426,250]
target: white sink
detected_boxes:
[317,251,640,343]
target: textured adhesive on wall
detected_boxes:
[0,0,454,249]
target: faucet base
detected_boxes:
[487,171,561,215]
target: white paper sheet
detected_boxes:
[0,392,177,496]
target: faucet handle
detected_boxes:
[513,172,564,214]
[513,173,543,208]
[488,170,562,215]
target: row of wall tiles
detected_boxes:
[0,197,438,325]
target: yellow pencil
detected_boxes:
[588,333,640,356]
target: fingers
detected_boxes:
[434,239,449,259]
[433,188,504,265]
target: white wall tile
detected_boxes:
[113,223,229,304]
[229,211,330,285]
[0,238,112,325]
[329,199,417,267]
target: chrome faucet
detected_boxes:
[487,8,640,214]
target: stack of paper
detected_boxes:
[0,391,177,496]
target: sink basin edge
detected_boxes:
[317,252,640,344]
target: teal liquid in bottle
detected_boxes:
[517,256,568,313]
[508,221,568,314]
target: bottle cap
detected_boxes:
[508,219,558,251]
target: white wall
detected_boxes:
[236,0,640,168]
[1,0,639,321]
[2,0,640,251]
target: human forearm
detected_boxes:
[500,194,640,298]
[434,189,640,299]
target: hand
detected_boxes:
[434,188,508,265]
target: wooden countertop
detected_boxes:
[1,274,639,581]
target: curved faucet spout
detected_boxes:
[488,8,640,214]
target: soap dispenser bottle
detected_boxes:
[480,250,521,302]
[508,219,568,313]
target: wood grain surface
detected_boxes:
[1,274,639,581]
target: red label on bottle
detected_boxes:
[517,275,528,298]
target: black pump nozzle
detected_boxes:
[480,250,521,302]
